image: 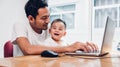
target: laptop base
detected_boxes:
[65,52,109,57]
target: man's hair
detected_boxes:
[25,0,48,18]
[51,18,67,29]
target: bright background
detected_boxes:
[0,0,120,58]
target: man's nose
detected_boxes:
[45,18,50,23]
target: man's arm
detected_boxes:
[16,37,98,55]
[16,37,69,55]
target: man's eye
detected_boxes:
[41,16,49,20]
[53,28,56,29]
[41,17,47,20]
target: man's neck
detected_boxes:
[30,24,42,34]
[35,29,42,34]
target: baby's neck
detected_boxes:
[52,38,62,45]
[55,40,62,45]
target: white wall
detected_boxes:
[0,0,28,58]
[70,0,91,42]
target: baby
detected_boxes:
[44,18,68,47]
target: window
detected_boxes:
[92,0,120,50]
[95,8,117,28]
[49,4,75,29]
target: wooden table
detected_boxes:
[0,52,120,67]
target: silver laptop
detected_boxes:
[65,16,116,57]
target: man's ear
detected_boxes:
[28,15,35,23]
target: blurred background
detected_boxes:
[0,0,120,58]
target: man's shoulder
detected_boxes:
[13,18,28,25]
[13,19,29,27]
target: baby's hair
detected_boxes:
[51,18,66,29]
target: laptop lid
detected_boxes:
[100,16,116,53]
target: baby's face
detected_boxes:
[50,22,66,41]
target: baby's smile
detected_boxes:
[54,33,60,36]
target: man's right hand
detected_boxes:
[66,41,98,53]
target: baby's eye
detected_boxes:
[59,28,63,30]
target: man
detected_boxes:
[11,0,98,57]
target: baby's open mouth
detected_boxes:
[54,33,59,36]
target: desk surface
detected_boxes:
[0,52,120,67]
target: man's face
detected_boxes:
[30,7,50,31]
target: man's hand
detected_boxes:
[86,41,99,52]
[66,41,98,53]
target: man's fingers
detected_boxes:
[87,41,96,52]
[86,41,98,52]
[84,44,91,52]
[79,43,90,53]
[80,45,88,52]
[70,42,99,53]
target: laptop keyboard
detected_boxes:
[75,50,99,54]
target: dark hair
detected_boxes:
[51,18,66,29]
[25,0,48,18]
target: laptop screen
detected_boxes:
[100,16,116,53]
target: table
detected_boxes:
[0,51,120,67]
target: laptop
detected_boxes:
[65,16,116,57]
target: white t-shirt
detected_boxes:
[43,37,69,47]
[11,19,49,57]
